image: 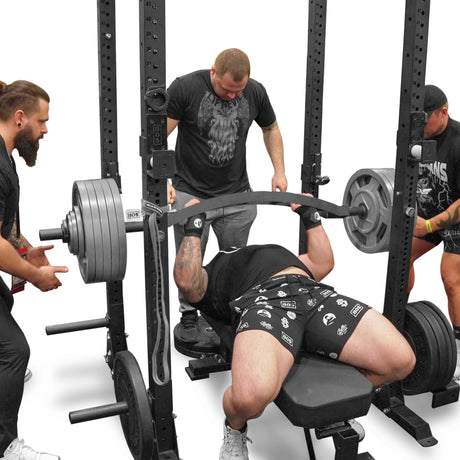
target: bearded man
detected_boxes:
[0,79,68,460]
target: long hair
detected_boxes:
[0,80,50,121]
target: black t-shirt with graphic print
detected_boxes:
[167,70,276,198]
[417,117,460,219]
[0,135,19,239]
[192,244,313,323]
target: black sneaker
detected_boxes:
[179,311,199,343]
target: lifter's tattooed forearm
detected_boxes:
[176,237,207,299]
[436,204,460,229]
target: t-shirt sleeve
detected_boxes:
[167,77,185,121]
[454,138,460,194]
[253,82,277,128]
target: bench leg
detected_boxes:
[303,428,317,460]
[332,428,374,460]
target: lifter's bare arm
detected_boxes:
[291,197,334,281]
[173,199,208,303]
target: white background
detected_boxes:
[1,1,459,459]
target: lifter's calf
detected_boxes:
[441,252,460,326]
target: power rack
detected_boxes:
[41,0,460,458]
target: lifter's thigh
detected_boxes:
[339,309,414,381]
[231,330,294,408]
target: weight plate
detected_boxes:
[65,205,83,256]
[70,178,126,283]
[421,304,450,391]
[342,168,394,253]
[84,181,106,282]
[409,301,447,392]
[402,302,440,395]
[91,179,114,283]
[417,300,456,388]
[114,351,154,460]
[73,181,97,283]
[100,178,127,281]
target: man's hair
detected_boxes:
[214,48,251,81]
[0,80,50,121]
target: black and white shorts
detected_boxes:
[229,274,371,360]
[416,223,460,254]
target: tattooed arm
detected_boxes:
[414,197,460,236]
[173,235,208,304]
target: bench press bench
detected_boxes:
[185,314,375,460]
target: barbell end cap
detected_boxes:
[405,206,416,218]
[410,144,422,160]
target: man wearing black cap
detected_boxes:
[408,84,460,381]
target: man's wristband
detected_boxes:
[425,219,433,234]
[184,213,206,237]
[295,205,322,230]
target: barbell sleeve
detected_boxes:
[125,221,144,233]
[40,221,143,242]
[46,317,109,335]
[39,227,64,241]
[69,401,128,424]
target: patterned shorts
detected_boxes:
[229,274,371,360]
[416,225,460,254]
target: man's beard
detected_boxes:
[14,126,40,167]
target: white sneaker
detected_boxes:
[219,421,252,460]
[454,339,460,382]
[348,419,365,442]
[0,439,60,460]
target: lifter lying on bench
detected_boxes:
[173,195,416,460]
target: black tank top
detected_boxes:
[193,244,312,321]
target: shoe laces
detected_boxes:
[180,313,197,329]
[222,426,252,454]
[9,439,41,460]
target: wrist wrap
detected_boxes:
[184,213,206,237]
[295,206,321,230]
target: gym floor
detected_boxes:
[3,1,460,458]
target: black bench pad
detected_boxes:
[201,314,374,428]
[275,352,374,428]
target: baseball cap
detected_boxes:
[424,85,447,118]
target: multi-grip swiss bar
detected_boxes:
[39,168,401,284]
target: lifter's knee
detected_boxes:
[381,340,415,384]
[229,380,278,421]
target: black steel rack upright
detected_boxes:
[299,0,328,253]
[139,0,179,458]
[96,1,179,457]
[372,0,439,446]
[97,0,128,367]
